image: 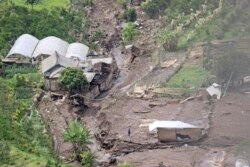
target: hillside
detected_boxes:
[1,0,250,167]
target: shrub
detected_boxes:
[142,0,170,18]
[63,120,91,151]
[122,23,139,44]
[59,68,89,92]
[81,151,96,167]
[92,30,104,41]
[123,8,137,22]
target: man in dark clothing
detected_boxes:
[128,127,131,136]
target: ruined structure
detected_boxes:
[149,121,203,142]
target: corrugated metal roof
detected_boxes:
[149,121,198,133]
[32,36,69,58]
[42,52,78,74]
[65,43,89,62]
[7,34,39,58]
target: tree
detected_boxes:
[59,68,89,92]
[63,120,91,152]
[122,23,139,44]
[215,50,250,83]
[25,0,40,10]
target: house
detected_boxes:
[3,34,89,63]
[3,34,39,64]
[149,121,203,142]
[42,52,96,91]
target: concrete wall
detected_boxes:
[176,128,202,141]
[45,78,61,91]
[157,128,176,142]
[157,128,202,142]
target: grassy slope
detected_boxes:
[160,66,208,96]
[2,145,48,167]
[11,0,69,10]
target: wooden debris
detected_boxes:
[132,108,150,113]
[180,96,195,104]
[149,101,167,108]
[167,99,180,104]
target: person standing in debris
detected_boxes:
[128,126,131,136]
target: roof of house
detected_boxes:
[149,121,199,132]
[32,36,69,58]
[90,57,113,65]
[85,72,96,82]
[7,34,39,58]
[65,43,89,62]
[42,52,78,74]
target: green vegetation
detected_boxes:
[92,30,105,41]
[166,66,208,88]
[155,0,250,50]
[123,8,137,22]
[0,140,10,165]
[80,150,96,167]
[122,23,139,44]
[25,0,40,10]
[143,0,221,50]
[71,0,93,9]
[163,66,208,95]
[59,68,89,92]
[142,0,169,18]
[0,2,87,56]
[63,120,95,166]
[0,64,66,166]
[10,0,70,10]
[118,162,135,167]
[215,50,250,82]
[63,120,92,151]
[2,145,47,167]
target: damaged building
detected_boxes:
[4,34,118,104]
[149,121,203,142]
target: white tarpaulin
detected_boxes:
[206,83,222,99]
[149,121,198,133]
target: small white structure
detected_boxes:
[149,121,203,142]
[206,83,222,99]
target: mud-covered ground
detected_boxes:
[36,0,250,166]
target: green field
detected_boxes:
[166,66,208,89]
[160,66,209,97]
[10,0,70,10]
